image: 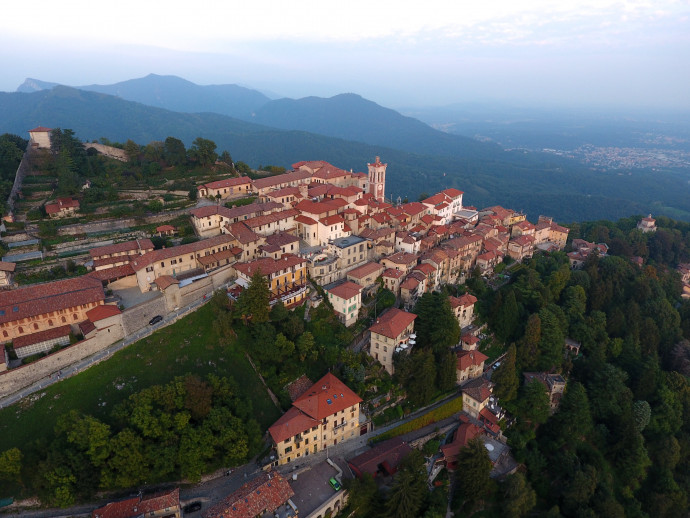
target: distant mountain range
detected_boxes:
[16,75,497,161]
[5,78,690,222]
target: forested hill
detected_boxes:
[465,215,690,516]
[2,87,690,222]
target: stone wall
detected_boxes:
[121,294,167,336]
[0,323,123,398]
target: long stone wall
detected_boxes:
[121,294,167,336]
[6,144,31,214]
[0,324,124,398]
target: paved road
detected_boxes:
[7,391,464,517]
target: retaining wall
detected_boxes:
[0,324,124,397]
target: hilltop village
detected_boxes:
[2,127,690,518]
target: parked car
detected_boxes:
[182,501,202,514]
[329,477,341,491]
[149,315,163,325]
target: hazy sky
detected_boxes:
[1,0,688,109]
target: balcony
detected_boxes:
[333,421,348,431]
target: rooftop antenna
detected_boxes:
[396,196,402,207]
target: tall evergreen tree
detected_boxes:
[493,343,519,402]
[385,450,427,518]
[236,271,270,324]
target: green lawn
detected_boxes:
[0,303,281,453]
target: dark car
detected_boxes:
[149,315,163,325]
[183,501,202,514]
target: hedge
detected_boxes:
[371,395,464,443]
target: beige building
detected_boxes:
[234,254,308,308]
[0,276,105,344]
[268,373,362,465]
[462,378,494,419]
[347,262,385,291]
[28,126,52,149]
[449,293,477,329]
[197,176,252,199]
[130,234,239,292]
[326,281,363,327]
[456,349,488,385]
[45,197,80,219]
[368,308,417,375]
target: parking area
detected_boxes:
[287,460,345,517]
[113,286,161,309]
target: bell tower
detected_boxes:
[367,156,387,203]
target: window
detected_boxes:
[146,266,153,272]
[33,323,38,330]
[284,446,292,453]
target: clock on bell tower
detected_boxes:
[367,156,387,203]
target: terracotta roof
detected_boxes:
[45,197,79,214]
[442,187,464,197]
[226,222,262,244]
[29,126,52,132]
[79,319,97,336]
[93,488,180,518]
[203,473,293,518]
[0,276,104,325]
[319,214,344,226]
[154,275,179,290]
[292,372,362,421]
[327,281,363,300]
[461,334,480,345]
[0,261,16,272]
[85,304,121,322]
[131,234,236,271]
[190,201,283,220]
[347,262,384,280]
[90,239,154,259]
[234,254,305,278]
[268,405,320,444]
[252,169,312,190]
[381,268,405,279]
[87,264,134,282]
[199,248,240,266]
[369,308,417,339]
[156,224,175,232]
[244,208,298,229]
[197,176,251,190]
[413,263,436,275]
[400,276,421,290]
[348,437,413,478]
[510,235,535,247]
[383,251,418,266]
[449,293,477,309]
[265,232,299,247]
[285,375,313,402]
[295,214,318,225]
[13,324,71,350]
[457,350,488,371]
[462,378,493,403]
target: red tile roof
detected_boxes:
[45,197,79,214]
[381,268,405,279]
[295,214,318,225]
[203,473,293,518]
[319,214,345,226]
[90,239,154,259]
[198,176,251,190]
[449,293,477,309]
[293,372,362,421]
[131,234,236,271]
[327,281,363,300]
[457,350,488,371]
[252,169,312,190]
[87,264,135,282]
[234,254,306,278]
[85,304,121,322]
[369,308,417,339]
[347,262,384,280]
[461,334,480,345]
[93,489,180,518]
[0,276,104,325]
[348,437,413,478]
[156,224,175,232]
[29,126,52,132]
[268,405,320,444]
[285,375,313,402]
[13,324,72,350]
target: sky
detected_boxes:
[1,0,689,110]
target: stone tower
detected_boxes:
[367,156,387,202]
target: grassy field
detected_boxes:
[0,303,281,453]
